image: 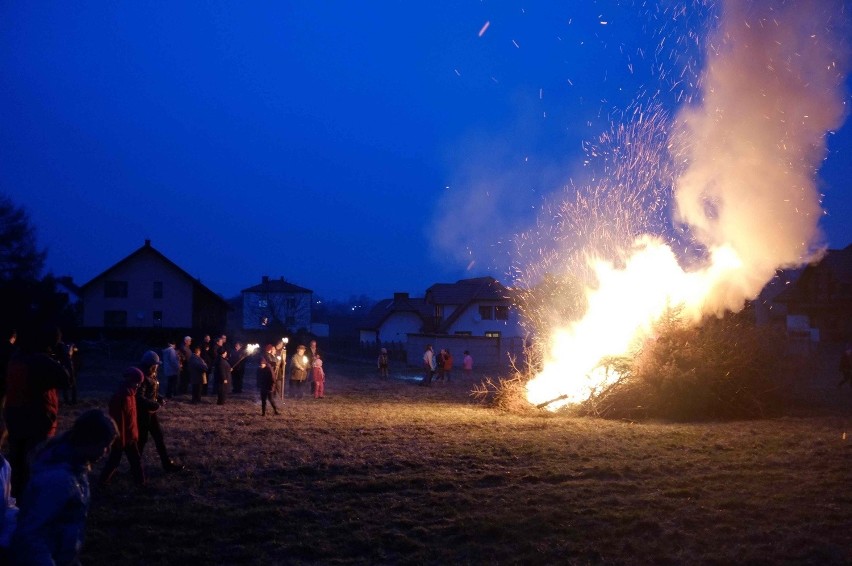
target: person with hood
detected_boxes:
[10,409,117,565]
[99,367,146,487]
[135,351,184,472]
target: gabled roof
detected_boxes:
[425,276,509,305]
[426,277,515,333]
[80,240,229,307]
[774,244,852,304]
[241,276,312,294]
[360,293,431,331]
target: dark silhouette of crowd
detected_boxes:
[0,324,328,563]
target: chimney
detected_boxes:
[262,275,269,284]
[144,239,151,247]
[393,292,409,302]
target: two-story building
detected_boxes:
[241,275,313,333]
[361,276,525,367]
[79,240,229,331]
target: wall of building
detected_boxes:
[82,255,194,328]
[444,303,524,337]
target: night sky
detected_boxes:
[2,2,850,301]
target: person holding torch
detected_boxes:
[288,345,309,399]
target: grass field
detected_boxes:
[57,348,852,565]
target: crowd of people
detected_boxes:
[0,322,483,563]
[420,344,474,386]
[0,324,338,564]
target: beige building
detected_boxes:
[80,239,228,330]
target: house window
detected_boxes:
[495,305,509,320]
[285,298,296,310]
[258,299,268,308]
[435,305,445,320]
[485,331,501,338]
[153,281,163,299]
[153,311,163,327]
[104,310,128,327]
[104,281,128,298]
[454,331,472,336]
[479,306,494,320]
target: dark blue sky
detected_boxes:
[2,2,850,300]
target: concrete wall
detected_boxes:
[405,333,526,369]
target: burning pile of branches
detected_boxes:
[479,308,804,421]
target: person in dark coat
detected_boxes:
[4,326,70,497]
[256,356,280,416]
[176,336,192,395]
[214,349,232,406]
[100,367,145,487]
[200,335,213,395]
[230,341,246,394]
[187,345,208,404]
[135,351,184,472]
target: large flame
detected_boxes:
[525,0,849,410]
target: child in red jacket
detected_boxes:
[312,354,325,399]
[99,367,146,487]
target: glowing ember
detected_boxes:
[521,1,849,410]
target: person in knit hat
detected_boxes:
[99,367,146,487]
[135,351,184,472]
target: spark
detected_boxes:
[478,21,490,37]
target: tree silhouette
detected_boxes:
[0,193,46,282]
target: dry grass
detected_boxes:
[53,352,852,565]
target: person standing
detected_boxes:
[256,356,280,416]
[443,349,454,383]
[177,336,192,395]
[135,351,184,472]
[187,345,208,404]
[306,339,320,396]
[272,340,286,400]
[377,348,389,379]
[230,341,246,394]
[312,353,325,399]
[4,326,70,497]
[289,345,309,399]
[99,367,146,487]
[56,339,78,406]
[463,350,474,378]
[10,410,117,566]
[162,339,180,398]
[0,329,19,447]
[214,349,232,406]
[421,344,435,387]
[200,335,213,396]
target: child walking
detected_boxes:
[312,353,325,399]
